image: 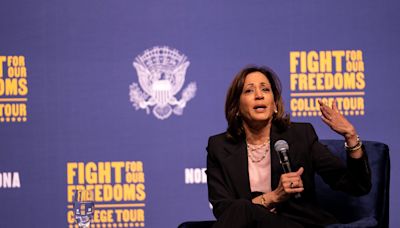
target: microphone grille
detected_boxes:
[274,140,289,152]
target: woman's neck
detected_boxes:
[243,121,271,145]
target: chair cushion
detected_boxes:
[317,140,390,227]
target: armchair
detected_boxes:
[178,140,390,228]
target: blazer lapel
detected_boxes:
[222,124,297,197]
[270,124,283,190]
[223,139,252,199]
[270,123,301,191]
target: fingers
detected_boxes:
[319,99,340,117]
[285,180,304,194]
[320,115,330,126]
[283,167,304,178]
[287,180,303,189]
[318,100,332,121]
[318,99,355,136]
[296,167,304,175]
[275,168,305,202]
[282,167,304,193]
[318,99,342,128]
[332,98,339,113]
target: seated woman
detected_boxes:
[206,66,371,228]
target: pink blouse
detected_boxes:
[247,142,272,193]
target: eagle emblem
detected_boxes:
[129,46,197,120]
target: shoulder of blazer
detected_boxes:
[208,132,228,144]
[287,122,313,130]
[208,132,244,148]
[270,122,317,153]
[283,122,316,138]
[207,132,246,158]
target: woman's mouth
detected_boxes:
[253,105,267,112]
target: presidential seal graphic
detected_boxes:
[129,46,197,120]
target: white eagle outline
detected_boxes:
[129,46,197,120]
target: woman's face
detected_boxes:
[239,71,276,126]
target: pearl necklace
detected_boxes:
[247,140,270,163]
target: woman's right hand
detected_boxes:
[270,167,304,203]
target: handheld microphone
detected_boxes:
[274,140,301,199]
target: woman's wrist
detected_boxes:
[260,194,266,206]
[344,128,358,147]
[259,193,277,209]
[344,134,364,158]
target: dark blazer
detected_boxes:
[206,122,371,227]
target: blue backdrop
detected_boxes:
[1,0,399,227]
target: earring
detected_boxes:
[274,109,278,113]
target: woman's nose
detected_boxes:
[255,89,264,99]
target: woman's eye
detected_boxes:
[244,89,253,93]
[262,87,271,92]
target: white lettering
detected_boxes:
[0,172,21,188]
[185,168,207,184]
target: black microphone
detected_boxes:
[274,140,301,199]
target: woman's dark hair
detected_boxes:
[225,65,290,140]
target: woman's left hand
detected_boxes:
[319,99,363,158]
[318,99,356,139]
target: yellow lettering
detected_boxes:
[290,98,298,111]
[324,73,334,90]
[111,162,124,183]
[67,210,75,223]
[93,209,114,223]
[356,72,365,89]
[95,184,103,201]
[115,209,145,222]
[126,161,143,172]
[67,163,77,184]
[98,162,111,184]
[85,162,97,184]
[67,185,76,202]
[123,184,136,201]
[358,61,364,72]
[18,78,28,95]
[307,73,316,90]
[131,172,144,183]
[343,72,356,89]
[333,73,344,89]
[358,97,365,110]
[8,67,27,78]
[103,184,113,201]
[356,50,363,61]
[0,104,27,117]
[290,74,298,91]
[319,51,332,72]
[316,73,324,90]
[300,51,307,73]
[113,184,123,201]
[78,163,85,184]
[307,51,319,73]
[19,104,27,116]
[298,73,307,90]
[7,56,25,67]
[0,56,6,77]
[136,183,146,201]
[290,52,300,73]
[5,78,18,95]
[332,50,345,72]
[0,79,3,95]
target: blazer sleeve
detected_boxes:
[307,124,372,196]
[206,135,239,219]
